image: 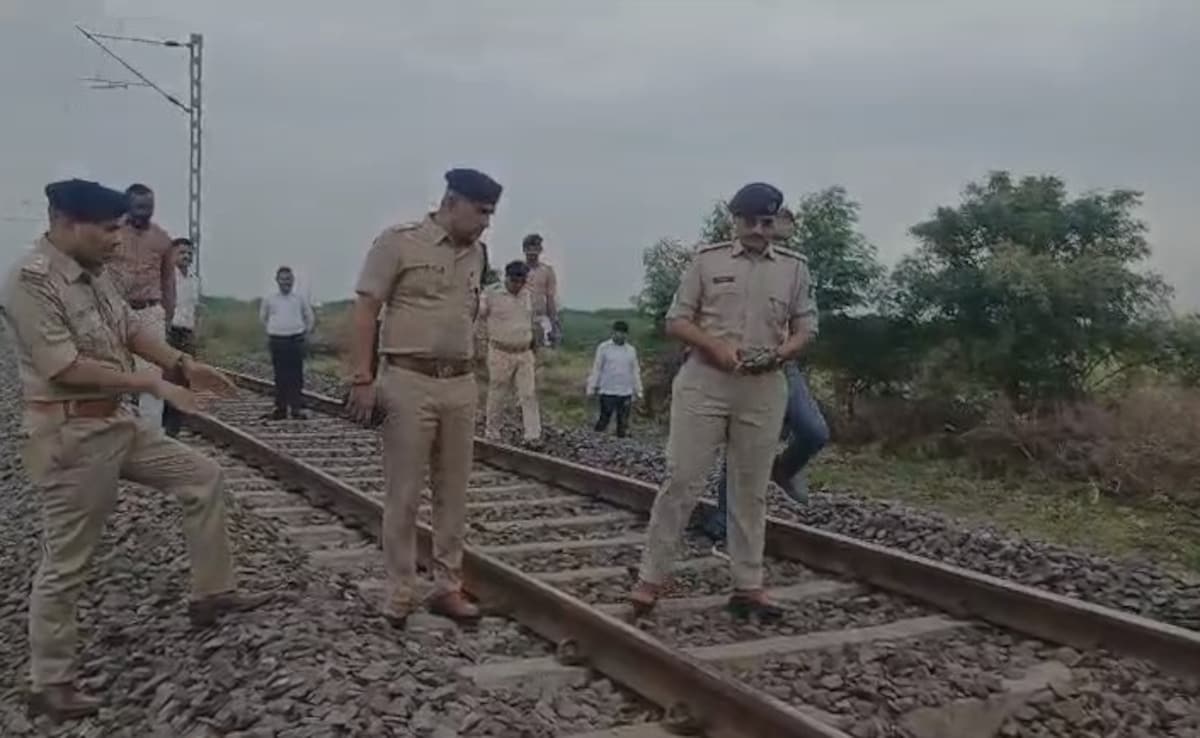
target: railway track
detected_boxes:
[184,370,1200,738]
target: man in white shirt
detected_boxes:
[259,266,315,420]
[481,261,541,445]
[163,238,200,436]
[586,320,643,438]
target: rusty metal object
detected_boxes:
[472,439,1200,680]
[735,346,780,375]
[220,368,1200,680]
[195,373,848,738]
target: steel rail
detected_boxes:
[217,368,1200,680]
[191,376,847,738]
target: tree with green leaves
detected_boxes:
[635,237,693,333]
[894,171,1169,406]
[792,187,885,316]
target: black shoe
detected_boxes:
[771,459,809,504]
[28,685,100,722]
[728,590,784,622]
[262,409,286,421]
[189,589,279,627]
[290,409,308,420]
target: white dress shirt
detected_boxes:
[171,269,200,330]
[586,339,643,397]
[260,291,315,337]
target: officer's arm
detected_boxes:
[6,278,155,394]
[129,325,189,371]
[477,290,490,320]
[663,257,722,354]
[350,232,402,383]
[161,237,177,323]
[586,343,604,394]
[546,267,559,322]
[776,260,818,361]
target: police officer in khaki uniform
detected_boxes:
[345,168,501,624]
[631,182,817,619]
[481,260,542,445]
[1,180,275,721]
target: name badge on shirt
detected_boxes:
[712,275,736,284]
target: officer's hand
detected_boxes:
[346,383,383,427]
[157,381,201,415]
[131,368,166,393]
[706,341,740,373]
[183,361,238,396]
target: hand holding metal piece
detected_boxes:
[735,347,782,375]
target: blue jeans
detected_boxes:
[704,364,828,539]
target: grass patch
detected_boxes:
[810,448,1200,577]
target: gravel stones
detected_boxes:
[0,333,650,737]
[733,628,1200,737]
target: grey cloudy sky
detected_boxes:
[2,0,1197,308]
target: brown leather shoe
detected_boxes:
[189,590,278,627]
[629,580,662,615]
[427,590,481,622]
[28,684,100,722]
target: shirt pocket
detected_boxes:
[398,262,447,299]
[69,306,109,355]
[767,291,792,326]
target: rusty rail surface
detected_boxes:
[217,369,1200,680]
[193,372,847,738]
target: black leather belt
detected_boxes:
[129,299,161,310]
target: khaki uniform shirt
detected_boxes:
[480,284,534,347]
[0,236,139,402]
[525,262,557,318]
[667,240,817,350]
[112,222,176,312]
[355,215,484,360]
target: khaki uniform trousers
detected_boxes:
[485,346,541,441]
[22,407,234,688]
[377,366,476,614]
[639,359,786,590]
[130,304,166,429]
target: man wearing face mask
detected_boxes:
[630,182,817,620]
[110,183,176,429]
[345,168,501,626]
[1,180,275,721]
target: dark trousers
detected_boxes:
[268,334,306,414]
[594,394,633,437]
[162,326,195,437]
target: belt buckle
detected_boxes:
[435,362,453,379]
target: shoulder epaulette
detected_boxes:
[775,246,807,261]
[18,253,52,282]
[385,221,421,235]
[697,241,733,253]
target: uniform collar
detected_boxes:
[37,235,89,283]
[731,239,776,260]
[420,213,458,247]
